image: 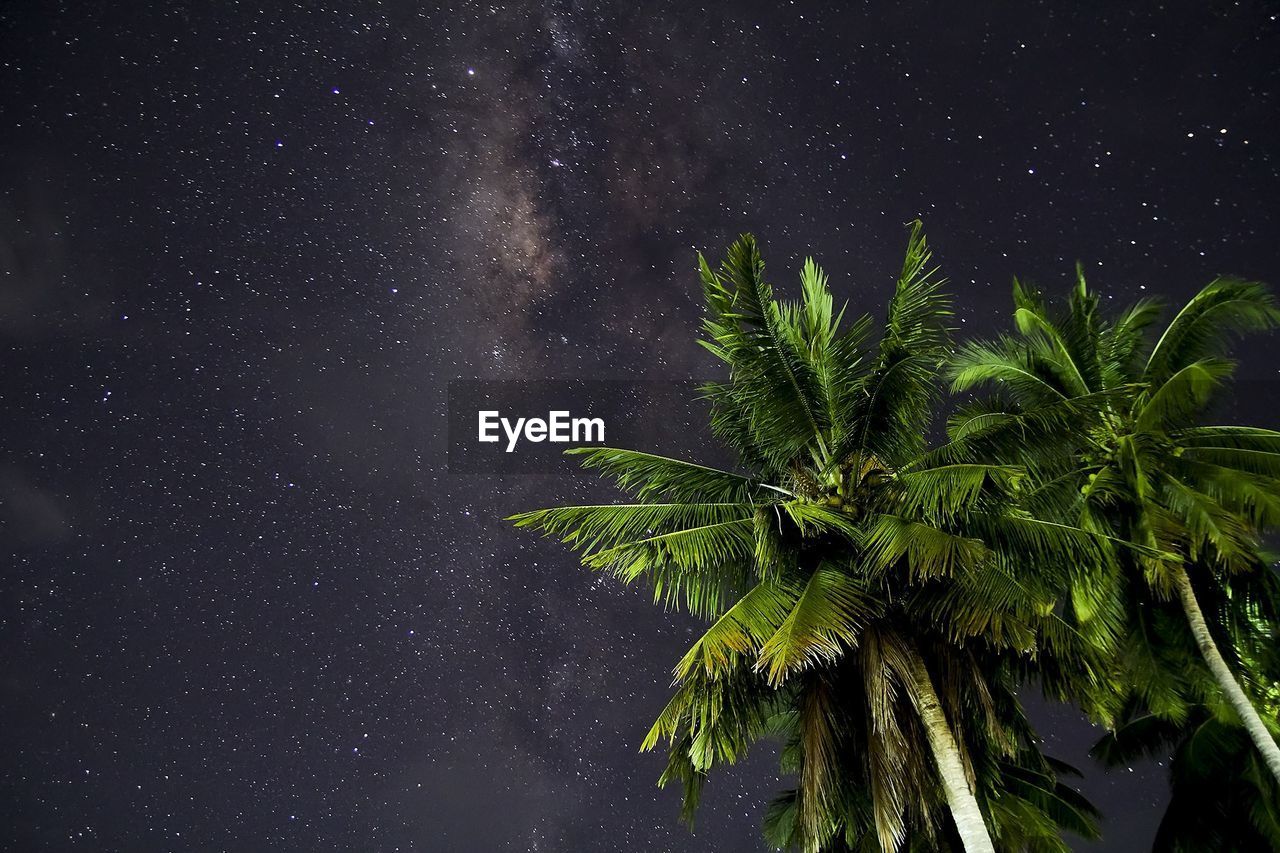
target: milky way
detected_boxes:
[2,3,1279,851]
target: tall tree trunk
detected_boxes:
[1174,564,1280,785]
[902,644,996,853]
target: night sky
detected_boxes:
[3,2,1280,850]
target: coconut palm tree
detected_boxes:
[949,269,1280,785]
[1092,599,1280,851]
[759,662,1102,851]
[512,224,1109,852]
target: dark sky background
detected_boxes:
[2,1,1279,850]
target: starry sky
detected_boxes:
[2,2,1279,850]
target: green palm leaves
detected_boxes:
[953,267,1280,801]
[1093,653,1280,852]
[511,223,1280,850]
[512,223,1108,853]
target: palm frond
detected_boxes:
[830,221,951,472]
[1009,269,1099,397]
[861,513,988,580]
[1102,297,1163,385]
[948,338,1071,405]
[508,502,757,557]
[1179,425,1280,452]
[565,446,775,502]
[698,236,829,468]
[778,500,865,541]
[892,463,1023,521]
[1180,446,1280,480]
[795,677,844,851]
[757,565,875,685]
[883,220,952,356]
[1161,478,1256,565]
[1133,356,1235,432]
[1143,277,1280,385]
[673,579,801,680]
[800,256,874,455]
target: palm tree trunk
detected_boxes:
[902,644,996,853]
[1173,564,1280,784]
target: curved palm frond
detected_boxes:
[1143,277,1280,386]
[565,446,777,502]
[756,565,877,686]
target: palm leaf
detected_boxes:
[674,579,801,680]
[565,446,775,502]
[1133,357,1235,432]
[1143,277,1280,385]
[757,565,875,685]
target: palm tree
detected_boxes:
[759,665,1102,851]
[1092,601,1280,851]
[950,269,1280,785]
[512,224,1107,852]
